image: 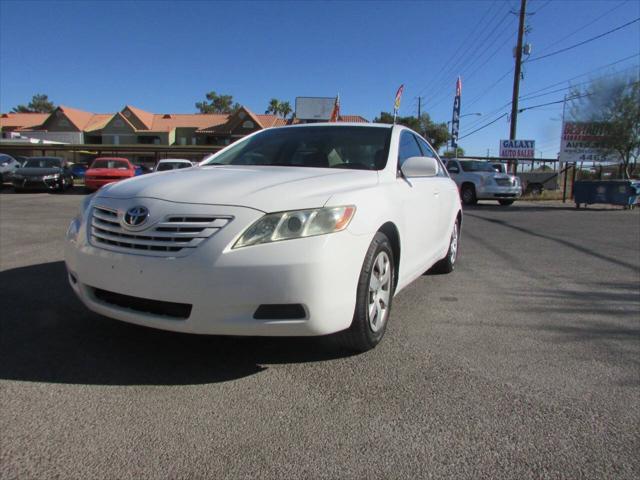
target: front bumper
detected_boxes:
[85,178,125,190]
[12,176,63,190]
[65,197,370,336]
[476,184,522,200]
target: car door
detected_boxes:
[416,137,458,241]
[395,130,442,275]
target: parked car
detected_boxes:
[154,159,195,172]
[0,153,21,184]
[133,164,153,176]
[70,163,88,179]
[65,124,462,352]
[11,156,74,192]
[491,162,558,195]
[84,157,136,191]
[444,159,522,205]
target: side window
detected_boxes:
[447,160,460,174]
[416,136,448,177]
[397,131,423,168]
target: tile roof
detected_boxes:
[150,113,228,132]
[124,105,154,129]
[256,115,288,128]
[0,112,49,129]
[56,105,97,130]
[84,114,114,132]
[338,115,368,123]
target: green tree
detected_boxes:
[374,112,449,150]
[12,94,55,113]
[265,98,281,115]
[569,76,639,179]
[441,147,465,158]
[196,91,240,114]
[278,101,292,119]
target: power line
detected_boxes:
[535,0,629,55]
[458,113,509,140]
[418,2,512,104]
[526,17,640,63]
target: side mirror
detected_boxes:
[401,156,438,178]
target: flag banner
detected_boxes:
[329,94,340,122]
[394,84,404,112]
[450,77,462,148]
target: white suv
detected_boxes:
[444,159,522,206]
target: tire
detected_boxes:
[461,184,477,205]
[498,200,514,206]
[339,232,395,353]
[528,184,543,196]
[430,219,460,274]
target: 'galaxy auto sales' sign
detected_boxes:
[499,139,535,158]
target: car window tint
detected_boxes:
[415,136,448,177]
[447,161,460,173]
[204,127,391,171]
[398,131,423,168]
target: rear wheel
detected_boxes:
[498,199,514,206]
[339,232,395,352]
[461,184,477,205]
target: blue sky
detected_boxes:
[1,0,638,157]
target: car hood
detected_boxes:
[99,165,379,212]
[14,167,62,176]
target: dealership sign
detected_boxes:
[499,139,535,158]
[559,121,619,163]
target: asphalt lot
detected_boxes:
[1,188,639,479]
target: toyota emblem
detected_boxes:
[123,206,149,227]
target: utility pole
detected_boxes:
[417,97,421,118]
[510,0,527,141]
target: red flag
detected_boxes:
[330,94,340,122]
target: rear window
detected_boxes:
[91,160,130,170]
[203,126,392,171]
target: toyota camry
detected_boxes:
[65,124,461,351]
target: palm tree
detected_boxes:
[266,98,280,115]
[278,101,292,119]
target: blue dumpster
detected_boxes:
[574,180,640,209]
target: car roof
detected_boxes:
[268,122,393,132]
[158,158,191,163]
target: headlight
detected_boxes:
[233,206,356,249]
[43,173,60,180]
[68,195,93,242]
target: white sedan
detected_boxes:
[65,124,461,351]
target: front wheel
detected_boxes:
[339,232,395,352]
[461,185,477,205]
[498,200,514,206]
[429,220,460,274]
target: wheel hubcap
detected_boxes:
[368,251,391,332]
[450,223,458,264]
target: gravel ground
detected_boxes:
[1,190,639,479]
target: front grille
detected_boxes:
[92,287,191,319]
[90,205,231,256]
[495,178,513,187]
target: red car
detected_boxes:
[84,157,135,191]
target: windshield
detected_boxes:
[157,162,191,171]
[91,159,130,170]
[24,158,62,168]
[203,126,392,171]
[459,161,497,173]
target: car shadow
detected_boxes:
[0,261,353,386]
[463,202,628,213]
